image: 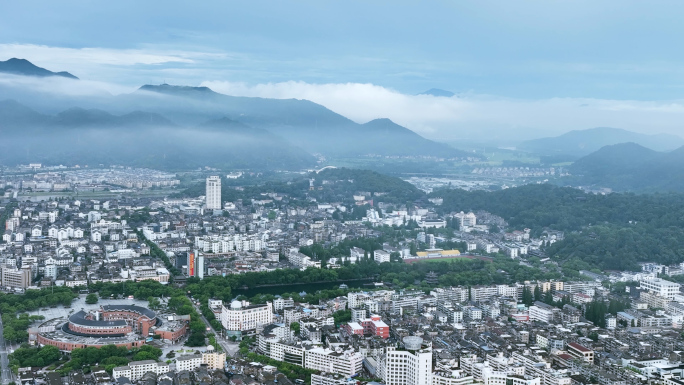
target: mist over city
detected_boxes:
[1,2,684,385]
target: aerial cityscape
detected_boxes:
[2,2,684,385]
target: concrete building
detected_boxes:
[529,302,557,324]
[175,354,203,372]
[304,347,363,377]
[2,267,31,289]
[205,176,222,210]
[221,300,274,332]
[566,343,594,365]
[112,360,169,381]
[454,211,477,228]
[373,250,391,263]
[44,264,57,280]
[379,336,432,385]
[273,297,295,311]
[201,348,226,370]
[640,278,681,299]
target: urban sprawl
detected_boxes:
[2,172,684,385]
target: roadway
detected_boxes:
[191,302,239,357]
[0,316,12,384]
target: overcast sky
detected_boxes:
[2,1,684,141]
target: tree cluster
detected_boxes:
[433,184,684,270]
[0,287,76,343]
[584,299,628,328]
[9,345,61,370]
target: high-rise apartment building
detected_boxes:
[196,254,204,279]
[187,250,204,279]
[205,176,222,210]
[379,336,432,385]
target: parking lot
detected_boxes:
[26,295,152,321]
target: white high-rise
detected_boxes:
[379,336,432,385]
[197,255,205,279]
[206,176,222,210]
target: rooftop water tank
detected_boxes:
[403,336,423,350]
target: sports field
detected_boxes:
[403,255,493,264]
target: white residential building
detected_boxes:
[257,335,304,366]
[202,349,226,370]
[350,247,365,261]
[640,278,681,299]
[112,360,169,381]
[221,300,274,331]
[481,367,540,385]
[304,347,363,376]
[274,297,295,311]
[175,354,203,372]
[454,211,477,228]
[44,264,57,280]
[529,302,556,323]
[373,250,391,263]
[258,332,361,377]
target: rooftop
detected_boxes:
[567,342,592,353]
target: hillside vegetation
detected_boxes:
[569,142,684,192]
[433,184,684,270]
[175,168,423,206]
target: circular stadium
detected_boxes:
[34,304,188,351]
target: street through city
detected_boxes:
[191,302,239,357]
[0,316,12,384]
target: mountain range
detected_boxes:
[0,58,78,79]
[0,59,472,170]
[0,99,315,169]
[519,127,684,157]
[569,142,684,192]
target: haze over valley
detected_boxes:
[2,58,684,194]
[5,4,684,385]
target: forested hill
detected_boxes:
[569,143,684,193]
[175,168,423,205]
[433,184,684,231]
[432,184,684,270]
[312,168,424,204]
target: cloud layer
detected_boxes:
[2,40,684,146]
[0,44,202,66]
[201,80,684,143]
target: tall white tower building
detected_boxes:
[206,176,222,210]
[379,336,432,385]
[197,255,205,279]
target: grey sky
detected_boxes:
[2,1,684,99]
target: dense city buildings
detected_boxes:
[2,171,684,385]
